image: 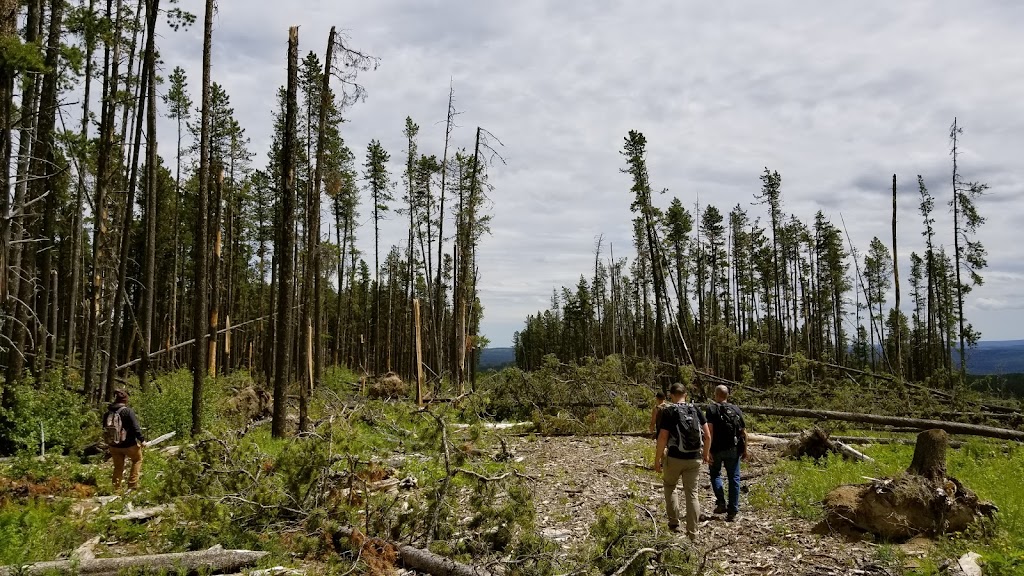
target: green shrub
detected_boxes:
[0,370,94,456]
[132,369,225,439]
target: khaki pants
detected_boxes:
[663,455,701,540]
[110,443,143,489]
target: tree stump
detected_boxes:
[822,428,997,541]
[906,429,948,481]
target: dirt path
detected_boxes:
[509,435,895,575]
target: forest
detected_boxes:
[1,1,1022,575]
[0,0,497,445]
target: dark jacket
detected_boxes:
[104,403,145,448]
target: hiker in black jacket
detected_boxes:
[705,385,747,521]
[103,389,146,490]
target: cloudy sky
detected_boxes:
[157,1,1024,347]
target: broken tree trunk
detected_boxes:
[906,428,948,481]
[334,526,491,576]
[0,545,267,576]
[822,429,997,541]
[742,405,1024,441]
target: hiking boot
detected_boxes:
[713,503,728,514]
[726,512,738,522]
[668,523,680,533]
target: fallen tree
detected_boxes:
[741,405,1024,441]
[760,432,965,448]
[0,545,267,576]
[333,526,492,576]
[822,430,998,541]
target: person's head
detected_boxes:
[714,384,730,402]
[668,382,687,402]
[113,389,130,404]
[655,391,666,404]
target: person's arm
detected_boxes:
[701,423,712,464]
[126,409,145,444]
[654,428,669,472]
[650,405,658,434]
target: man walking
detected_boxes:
[103,389,146,490]
[654,382,711,540]
[706,384,746,522]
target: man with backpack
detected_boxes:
[705,385,746,522]
[103,389,146,490]
[654,382,711,541]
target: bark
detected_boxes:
[906,429,948,481]
[138,0,160,391]
[29,0,65,372]
[0,0,16,404]
[192,0,214,435]
[272,27,299,438]
[892,174,902,378]
[742,405,1024,442]
[0,546,267,576]
[208,167,223,377]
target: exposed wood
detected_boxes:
[0,546,267,576]
[414,298,425,407]
[110,504,171,521]
[740,405,1024,441]
[834,441,874,463]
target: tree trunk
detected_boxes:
[138,0,159,391]
[191,0,215,435]
[333,527,492,576]
[892,174,902,379]
[906,429,948,481]
[0,547,268,576]
[208,166,223,377]
[272,26,299,438]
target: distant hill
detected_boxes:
[479,341,1023,374]
[478,347,516,370]
[960,340,1024,375]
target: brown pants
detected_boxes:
[663,455,701,540]
[110,443,143,489]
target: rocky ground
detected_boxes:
[509,435,902,576]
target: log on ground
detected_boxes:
[0,545,268,576]
[742,405,1024,441]
[334,526,492,576]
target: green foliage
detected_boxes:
[0,37,46,72]
[0,500,83,565]
[132,369,224,439]
[0,371,95,456]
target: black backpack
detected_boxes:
[714,403,743,449]
[669,403,703,455]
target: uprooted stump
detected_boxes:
[784,428,836,460]
[368,372,408,399]
[822,429,997,541]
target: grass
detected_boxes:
[768,439,1024,575]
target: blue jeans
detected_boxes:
[710,447,741,514]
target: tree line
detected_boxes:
[0,0,497,447]
[514,128,988,389]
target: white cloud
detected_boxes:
[156,0,1024,345]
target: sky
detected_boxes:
[155,1,1024,347]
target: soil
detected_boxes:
[508,435,896,575]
